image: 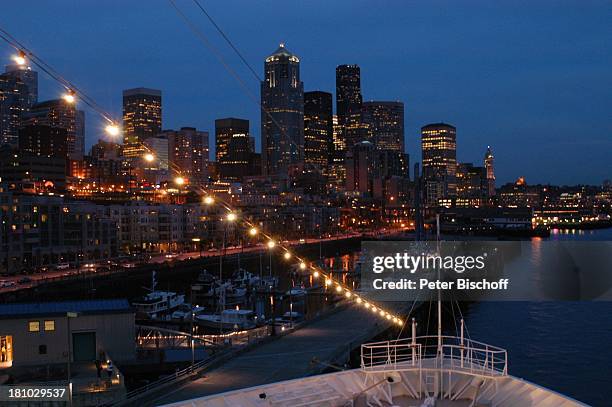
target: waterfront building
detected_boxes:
[261,43,304,176]
[421,123,457,205]
[498,178,543,207]
[361,101,404,152]
[122,87,162,159]
[215,117,253,181]
[0,299,134,367]
[304,91,333,169]
[0,192,117,274]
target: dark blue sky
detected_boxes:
[2,0,611,185]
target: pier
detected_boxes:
[143,302,400,406]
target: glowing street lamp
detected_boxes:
[248,227,258,236]
[226,212,237,222]
[204,196,214,205]
[283,252,291,260]
[299,262,306,270]
[312,270,319,278]
[267,240,276,249]
[174,176,186,186]
[144,153,155,163]
[12,51,26,66]
[62,90,76,104]
[105,124,120,137]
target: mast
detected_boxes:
[436,214,442,355]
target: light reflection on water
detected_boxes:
[463,228,612,406]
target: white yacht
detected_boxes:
[196,309,256,330]
[132,272,185,320]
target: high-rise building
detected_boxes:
[261,43,304,176]
[144,135,169,171]
[18,124,68,159]
[166,127,209,185]
[22,99,84,160]
[346,140,378,195]
[484,146,496,197]
[215,118,253,181]
[362,101,404,152]
[304,91,333,168]
[122,88,162,159]
[421,123,457,204]
[0,63,37,146]
[335,65,362,151]
[456,162,488,207]
[4,63,38,106]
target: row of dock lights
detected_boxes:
[4,50,404,328]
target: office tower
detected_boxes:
[484,146,496,197]
[22,99,83,160]
[345,140,378,195]
[456,162,488,207]
[304,91,333,168]
[0,63,37,146]
[4,62,38,106]
[166,127,209,185]
[18,124,68,158]
[261,43,304,176]
[143,135,169,170]
[362,101,404,152]
[91,139,122,160]
[122,88,162,158]
[335,64,362,151]
[215,118,252,181]
[421,123,457,205]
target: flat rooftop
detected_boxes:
[0,299,133,319]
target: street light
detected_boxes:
[12,51,26,66]
[204,196,214,205]
[62,90,76,104]
[105,124,120,137]
[144,153,155,163]
[267,240,276,249]
[248,227,258,236]
[283,251,291,260]
[174,176,185,186]
[226,212,237,222]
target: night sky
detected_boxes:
[2,0,610,185]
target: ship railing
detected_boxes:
[361,335,507,377]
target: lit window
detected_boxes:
[44,320,55,331]
[28,321,40,332]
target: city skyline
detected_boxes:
[1,1,610,184]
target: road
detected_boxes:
[0,228,408,295]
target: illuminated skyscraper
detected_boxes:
[304,91,333,168]
[261,43,304,176]
[335,64,362,151]
[421,123,457,204]
[0,63,37,146]
[166,127,209,185]
[484,146,496,197]
[22,99,84,160]
[215,118,253,181]
[122,87,162,158]
[362,101,404,152]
